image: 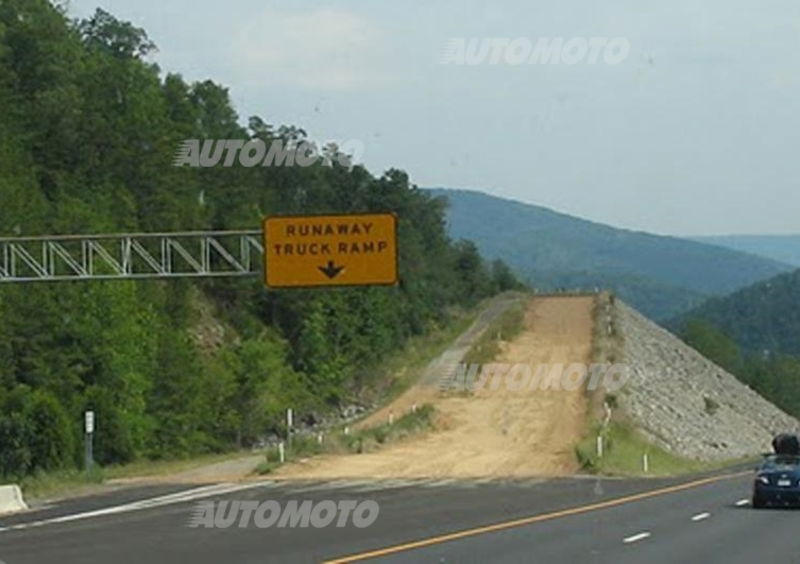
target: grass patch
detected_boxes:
[575,420,746,477]
[257,404,436,474]
[12,449,259,501]
[102,450,256,481]
[17,467,106,501]
[463,300,526,365]
[343,404,436,453]
[590,292,623,366]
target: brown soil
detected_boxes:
[273,296,594,480]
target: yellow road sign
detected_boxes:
[263,213,398,288]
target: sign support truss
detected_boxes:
[0,230,263,283]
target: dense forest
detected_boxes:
[0,2,521,478]
[677,269,800,418]
[674,269,800,357]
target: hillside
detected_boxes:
[0,4,520,480]
[694,234,800,267]
[674,269,800,357]
[426,188,791,320]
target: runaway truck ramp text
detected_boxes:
[263,212,398,288]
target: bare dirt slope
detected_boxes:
[355,294,521,430]
[275,296,594,480]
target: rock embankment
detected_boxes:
[615,301,799,460]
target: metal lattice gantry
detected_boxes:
[0,230,264,283]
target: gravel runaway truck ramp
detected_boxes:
[275,295,594,480]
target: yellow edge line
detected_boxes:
[324,470,750,563]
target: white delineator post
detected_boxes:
[643,453,649,473]
[286,408,293,450]
[84,410,95,472]
[278,442,285,463]
[596,435,604,458]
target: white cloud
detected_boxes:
[230,8,385,90]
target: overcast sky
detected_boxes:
[65,0,800,236]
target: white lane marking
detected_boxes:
[422,479,459,488]
[0,480,275,533]
[284,480,368,493]
[283,479,423,493]
[691,512,711,521]
[349,480,424,493]
[735,499,749,507]
[623,532,651,544]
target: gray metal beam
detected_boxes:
[0,231,263,283]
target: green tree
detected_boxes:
[681,319,743,375]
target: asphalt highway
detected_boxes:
[1,465,792,564]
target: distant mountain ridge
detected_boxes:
[426,188,792,319]
[692,234,800,267]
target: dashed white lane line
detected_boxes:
[691,512,711,522]
[735,499,749,507]
[623,532,651,544]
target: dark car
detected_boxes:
[752,454,800,508]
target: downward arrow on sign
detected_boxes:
[318,260,345,279]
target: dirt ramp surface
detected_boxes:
[275,296,594,480]
[355,295,519,430]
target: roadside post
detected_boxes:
[84,410,95,473]
[287,408,293,451]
